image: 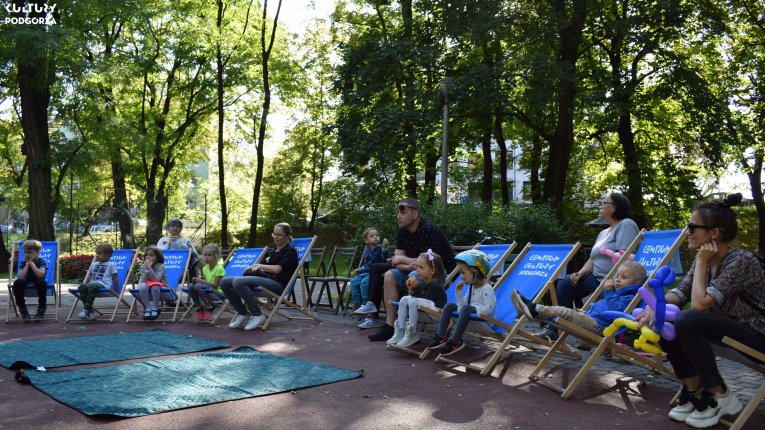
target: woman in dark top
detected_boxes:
[221,222,299,331]
[637,194,765,428]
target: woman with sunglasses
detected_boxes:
[637,193,765,428]
[221,222,299,331]
[538,192,639,342]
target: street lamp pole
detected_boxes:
[440,77,453,206]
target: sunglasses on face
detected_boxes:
[397,204,411,212]
[687,223,715,234]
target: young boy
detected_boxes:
[11,240,48,322]
[511,261,648,336]
[350,228,390,327]
[77,243,118,320]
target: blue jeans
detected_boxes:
[220,276,284,316]
[555,273,600,309]
[437,302,477,343]
[349,273,370,304]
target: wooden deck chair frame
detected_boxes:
[710,337,765,430]
[6,240,61,323]
[300,246,328,306]
[430,243,582,376]
[195,247,267,325]
[125,248,192,323]
[254,236,320,330]
[309,246,360,314]
[530,227,687,399]
[65,249,139,323]
[389,242,518,357]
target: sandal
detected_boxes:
[143,311,152,320]
[149,310,158,320]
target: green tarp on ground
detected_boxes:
[0,330,229,369]
[26,346,363,417]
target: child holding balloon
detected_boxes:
[511,261,647,335]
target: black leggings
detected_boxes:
[660,310,765,389]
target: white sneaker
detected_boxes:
[229,314,249,329]
[668,386,700,422]
[78,309,88,320]
[395,323,420,348]
[353,302,377,315]
[244,314,266,331]
[386,320,406,345]
[86,310,97,321]
[685,389,743,428]
[358,317,383,329]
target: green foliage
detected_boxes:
[60,254,94,283]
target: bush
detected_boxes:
[60,254,94,282]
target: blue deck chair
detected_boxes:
[390,242,518,357]
[6,240,60,323]
[125,248,191,323]
[530,227,688,399]
[250,236,321,330]
[65,249,138,323]
[434,243,581,376]
[177,247,266,324]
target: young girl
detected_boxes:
[189,244,225,321]
[426,249,495,356]
[351,227,390,321]
[386,249,447,348]
[137,245,167,320]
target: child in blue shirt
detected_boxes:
[351,228,389,320]
[511,261,647,335]
[11,239,48,321]
[77,243,119,320]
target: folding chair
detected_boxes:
[65,249,138,323]
[712,337,765,430]
[309,246,360,314]
[125,248,191,323]
[392,242,518,357]
[432,243,581,376]
[529,227,687,399]
[188,247,267,324]
[296,246,327,305]
[253,236,321,330]
[6,240,61,323]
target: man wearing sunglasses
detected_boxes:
[368,198,456,341]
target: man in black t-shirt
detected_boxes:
[368,198,455,341]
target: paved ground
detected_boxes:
[0,284,762,430]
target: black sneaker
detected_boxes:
[535,327,559,343]
[439,339,465,356]
[33,307,46,321]
[368,324,394,341]
[20,308,31,322]
[426,334,447,350]
[511,289,538,320]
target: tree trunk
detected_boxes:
[248,0,282,246]
[112,160,135,248]
[480,116,493,204]
[543,0,587,216]
[616,105,646,228]
[18,50,54,240]
[494,114,509,206]
[216,0,229,250]
[746,149,765,255]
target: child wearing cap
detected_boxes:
[426,250,495,356]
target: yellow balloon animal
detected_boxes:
[602,317,664,355]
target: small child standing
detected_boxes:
[387,249,447,348]
[189,244,226,320]
[427,250,495,355]
[351,228,390,320]
[511,261,648,335]
[11,240,48,322]
[77,243,118,320]
[137,245,167,320]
